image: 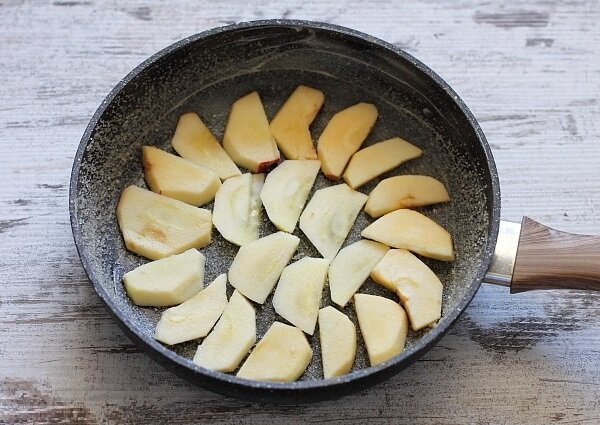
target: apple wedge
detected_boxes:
[361,209,454,261]
[299,184,368,259]
[343,138,423,189]
[142,146,221,207]
[354,294,408,366]
[272,257,329,335]
[228,232,300,304]
[123,248,205,307]
[117,186,212,260]
[212,173,264,246]
[328,240,389,307]
[371,249,443,331]
[154,274,227,345]
[171,112,241,180]
[317,102,378,180]
[193,290,256,372]
[260,160,320,233]
[318,306,357,378]
[365,175,450,218]
[223,91,280,172]
[237,321,312,382]
[270,85,324,160]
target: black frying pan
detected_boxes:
[69,20,600,403]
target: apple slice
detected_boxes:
[260,160,320,233]
[228,232,300,303]
[328,240,389,307]
[272,257,329,335]
[171,112,241,180]
[365,175,450,218]
[142,146,221,207]
[154,274,227,345]
[317,102,378,180]
[270,85,324,160]
[117,186,212,260]
[371,249,443,331]
[343,138,423,189]
[212,173,264,246]
[361,209,454,261]
[318,306,357,378]
[354,294,408,366]
[237,321,312,382]
[223,91,280,172]
[299,184,368,259]
[193,290,256,372]
[123,248,205,307]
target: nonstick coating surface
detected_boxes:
[70,21,500,402]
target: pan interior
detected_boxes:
[73,24,494,384]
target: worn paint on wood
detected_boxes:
[1,0,599,424]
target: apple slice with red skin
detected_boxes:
[223,91,281,173]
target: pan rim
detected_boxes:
[69,19,501,398]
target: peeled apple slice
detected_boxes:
[212,173,264,246]
[237,321,312,382]
[272,257,329,335]
[354,294,408,366]
[222,91,280,173]
[123,248,205,307]
[228,232,300,304]
[260,160,320,233]
[270,85,324,160]
[371,249,443,331]
[343,138,423,189]
[154,274,227,345]
[361,209,455,261]
[317,102,378,180]
[328,240,389,307]
[299,184,368,259]
[365,175,450,218]
[193,290,256,372]
[117,185,212,260]
[318,306,357,378]
[142,146,221,207]
[171,112,241,180]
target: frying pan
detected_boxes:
[69,20,600,403]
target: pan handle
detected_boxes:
[509,217,600,292]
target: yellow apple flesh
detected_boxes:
[171,112,241,180]
[365,175,450,218]
[361,209,454,261]
[142,146,221,207]
[237,321,312,382]
[212,173,264,246]
[272,257,329,335]
[123,248,205,307]
[117,186,212,260]
[228,232,300,304]
[260,159,321,233]
[193,290,256,372]
[328,240,389,307]
[343,137,422,189]
[270,85,324,160]
[318,306,357,378]
[154,273,227,345]
[299,183,368,259]
[371,249,443,331]
[354,293,408,366]
[223,91,280,172]
[317,102,378,180]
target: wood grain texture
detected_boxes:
[1,1,599,424]
[512,217,600,292]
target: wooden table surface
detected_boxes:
[1,1,599,423]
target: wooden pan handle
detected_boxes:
[511,217,600,292]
